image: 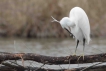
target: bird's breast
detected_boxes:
[71,27,84,41]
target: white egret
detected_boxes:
[51,7,90,59]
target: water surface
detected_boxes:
[0,37,106,69]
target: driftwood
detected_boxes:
[0,52,106,71]
[0,52,106,64]
[1,62,106,71]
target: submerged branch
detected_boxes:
[0,62,106,71]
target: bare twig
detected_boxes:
[35,63,45,71]
[81,62,103,71]
[51,16,60,23]
[1,62,106,71]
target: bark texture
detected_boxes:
[0,52,106,64]
[0,52,106,71]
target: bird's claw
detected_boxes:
[72,52,77,56]
[77,54,84,61]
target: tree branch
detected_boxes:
[1,62,106,71]
[0,52,106,65]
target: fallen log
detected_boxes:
[0,52,106,65]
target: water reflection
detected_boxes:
[0,38,106,55]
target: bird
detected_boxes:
[51,7,90,59]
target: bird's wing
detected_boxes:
[70,7,90,44]
[78,11,90,44]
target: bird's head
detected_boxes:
[51,16,75,35]
[60,17,71,29]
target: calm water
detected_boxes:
[0,37,106,69]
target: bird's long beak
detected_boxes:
[64,28,74,37]
[64,28,71,34]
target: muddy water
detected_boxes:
[0,37,106,69]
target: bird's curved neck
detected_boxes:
[68,19,75,27]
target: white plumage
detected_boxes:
[70,7,90,44]
[51,7,90,57]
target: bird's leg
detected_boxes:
[82,38,85,60]
[73,40,79,56]
[77,39,85,61]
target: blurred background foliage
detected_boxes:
[0,0,106,38]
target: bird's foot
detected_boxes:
[77,54,84,61]
[72,52,77,56]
